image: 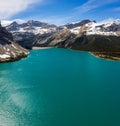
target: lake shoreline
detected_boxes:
[32,47,52,50]
[90,52,120,61]
[32,46,120,61]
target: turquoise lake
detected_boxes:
[0,48,120,126]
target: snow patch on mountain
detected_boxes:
[12,27,57,35]
[70,19,120,36]
[85,22,118,36]
[4,20,57,35]
[2,19,120,36]
[70,27,81,34]
[0,54,10,59]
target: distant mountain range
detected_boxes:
[1,19,120,61]
[5,20,57,34]
[2,19,120,35]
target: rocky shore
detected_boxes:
[91,52,120,61]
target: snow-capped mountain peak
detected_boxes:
[69,19,120,36]
[2,19,120,37]
[86,20,120,36]
[4,20,57,35]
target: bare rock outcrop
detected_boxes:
[0,23,29,62]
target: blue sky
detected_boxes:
[1,0,120,25]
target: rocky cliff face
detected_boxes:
[35,28,120,52]
[0,23,29,62]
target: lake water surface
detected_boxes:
[0,48,120,126]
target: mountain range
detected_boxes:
[1,19,120,62]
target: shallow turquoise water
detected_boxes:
[0,48,120,126]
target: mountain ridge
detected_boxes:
[1,19,120,60]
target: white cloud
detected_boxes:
[32,0,119,25]
[76,0,119,14]
[0,0,41,19]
